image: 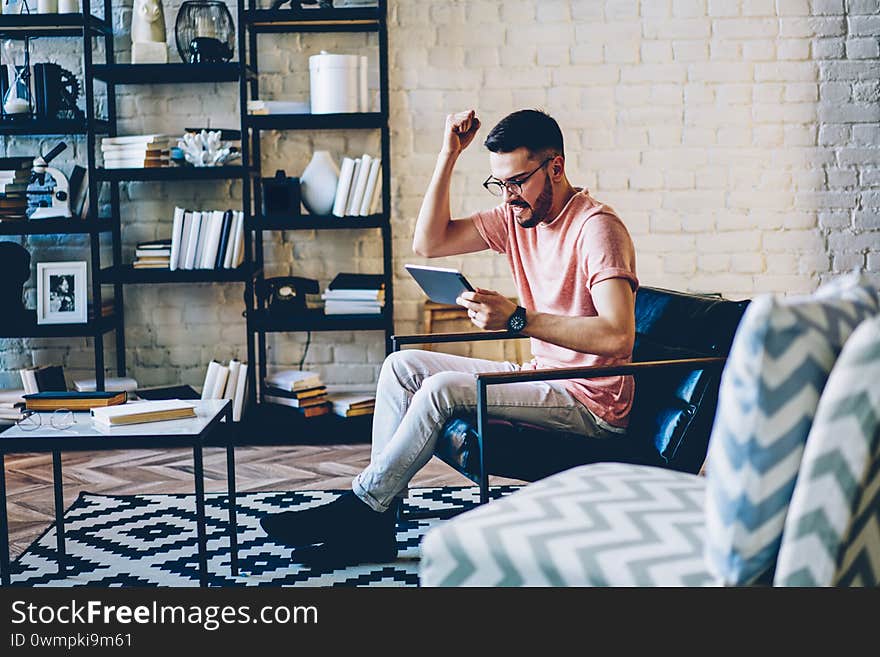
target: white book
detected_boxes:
[359,157,381,216]
[324,301,383,315]
[265,369,322,391]
[169,207,185,271]
[223,211,240,269]
[101,134,172,146]
[231,211,245,268]
[343,157,363,217]
[73,376,138,392]
[210,364,229,399]
[178,211,193,270]
[223,360,241,401]
[331,157,356,218]
[232,362,248,422]
[185,211,204,270]
[18,368,38,395]
[200,210,224,269]
[91,399,196,426]
[347,154,372,216]
[0,388,25,405]
[369,168,382,215]
[201,360,222,400]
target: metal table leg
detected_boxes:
[226,405,238,577]
[0,453,10,586]
[193,445,208,587]
[52,450,66,574]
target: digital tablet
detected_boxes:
[404,264,475,305]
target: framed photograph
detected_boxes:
[36,261,88,325]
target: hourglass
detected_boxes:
[2,38,33,119]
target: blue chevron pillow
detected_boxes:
[704,274,879,585]
[774,315,880,586]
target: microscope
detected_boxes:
[29,141,75,220]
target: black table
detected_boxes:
[0,399,236,587]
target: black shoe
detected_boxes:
[293,532,398,569]
[260,491,395,549]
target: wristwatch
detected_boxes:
[506,305,528,333]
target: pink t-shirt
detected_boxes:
[468,189,639,428]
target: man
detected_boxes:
[261,109,639,566]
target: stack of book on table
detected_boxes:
[91,399,196,427]
[0,389,26,423]
[322,272,385,315]
[101,135,172,169]
[24,390,127,411]
[168,206,245,271]
[0,156,33,222]
[263,369,330,418]
[201,358,249,421]
[331,153,382,218]
[133,239,172,269]
[73,376,139,393]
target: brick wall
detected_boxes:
[1,0,878,390]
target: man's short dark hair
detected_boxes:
[483,109,564,159]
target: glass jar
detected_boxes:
[174,1,235,64]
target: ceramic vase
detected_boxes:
[300,150,339,216]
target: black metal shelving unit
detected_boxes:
[86,4,257,393]
[240,0,394,412]
[0,1,119,391]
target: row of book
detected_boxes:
[263,369,375,419]
[201,358,249,422]
[0,156,32,222]
[322,272,385,316]
[331,153,382,218]
[166,207,246,271]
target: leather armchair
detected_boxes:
[392,286,750,505]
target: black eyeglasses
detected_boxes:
[483,157,552,197]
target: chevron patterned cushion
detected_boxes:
[420,463,712,587]
[704,274,880,585]
[774,315,880,586]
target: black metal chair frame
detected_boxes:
[392,329,726,506]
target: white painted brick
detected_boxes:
[689,63,753,82]
[853,81,880,103]
[861,170,880,187]
[847,15,880,37]
[848,0,880,13]
[645,18,712,39]
[710,40,743,60]
[535,0,569,22]
[812,37,845,59]
[714,19,778,39]
[672,40,708,62]
[846,38,880,60]
[630,169,665,190]
[607,0,640,19]
[605,41,640,64]
[707,0,739,16]
[570,43,605,64]
[597,170,630,190]
[763,230,826,252]
[854,211,880,230]
[621,64,686,83]
[811,0,845,13]
[868,252,880,271]
[755,61,818,81]
[743,40,777,61]
[827,168,859,188]
[642,41,674,64]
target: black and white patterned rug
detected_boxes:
[9,486,519,587]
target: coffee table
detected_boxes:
[0,399,235,587]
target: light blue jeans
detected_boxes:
[352,349,624,512]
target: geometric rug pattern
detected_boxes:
[9,485,519,587]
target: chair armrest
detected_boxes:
[474,356,726,386]
[391,330,527,351]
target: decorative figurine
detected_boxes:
[131,0,168,64]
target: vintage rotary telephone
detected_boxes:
[257,276,319,316]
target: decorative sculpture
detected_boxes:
[131,0,168,64]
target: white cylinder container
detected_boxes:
[309,51,360,114]
[58,0,79,12]
[38,0,58,12]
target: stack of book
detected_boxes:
[19,364,67,394]
[101,135,172,169]
[73,376,139,393]
[200,358,249,421]
[133,239,172,269]
[322,272,385,315]
[331,153,382,218]
[168,207,245,271]
[325,390,376,418]
[24,390,127,411]
[91,399,196,427]
[0,388,26,423]
[263,370,330,418]
[0,156,33,222]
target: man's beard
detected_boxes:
[511,178,553,228]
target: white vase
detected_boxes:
[300,150,339,216]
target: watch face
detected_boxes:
[509,312,525,331]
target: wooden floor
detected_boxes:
[3,444,522,560]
